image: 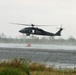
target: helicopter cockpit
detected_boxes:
[19,28,32,33]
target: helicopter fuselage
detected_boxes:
[19,27,63,36]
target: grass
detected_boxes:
[0,58,30,75]
[0,58,76,75]
[0,67,21,75]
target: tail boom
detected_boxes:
[55,28,63,36]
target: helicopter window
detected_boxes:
[35,30,41,33]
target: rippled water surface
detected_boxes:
[0,43,76,68]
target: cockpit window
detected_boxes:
[25,28,29,31]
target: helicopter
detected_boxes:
[10,23,63,37]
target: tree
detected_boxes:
[67,36,75,42]
[0,33,7,38]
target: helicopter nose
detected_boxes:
[19,30,23,33]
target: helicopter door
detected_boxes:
[32,30,35,34]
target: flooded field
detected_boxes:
[0,43,76,68]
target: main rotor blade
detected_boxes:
[9,22,30,26]
[9,22,56,26]
[35,25,56,26]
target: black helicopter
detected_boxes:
[10,23,63,36]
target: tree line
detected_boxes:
[0,33,76,45]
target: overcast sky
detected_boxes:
[0,0,76,39]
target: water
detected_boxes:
[0,43,76,69]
